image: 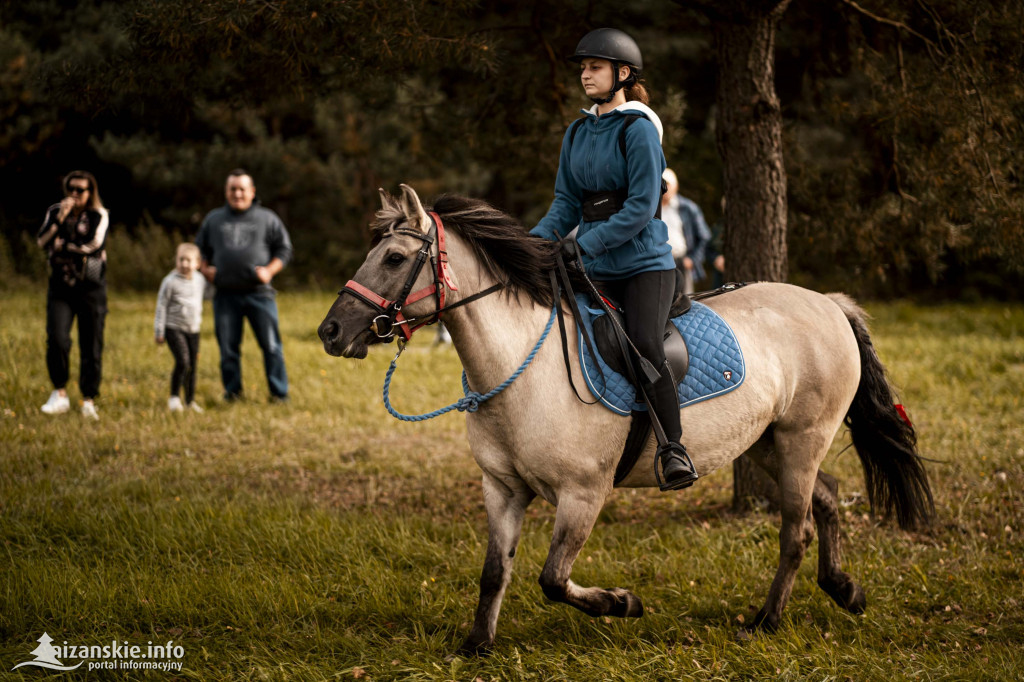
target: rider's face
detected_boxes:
[580,58,615,98]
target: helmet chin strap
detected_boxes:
[588,65,636,105]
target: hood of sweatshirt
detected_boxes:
[583,101,664,143]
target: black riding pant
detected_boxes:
[45,279,107,399]
[165,327,200,404]
[600,269,682,444]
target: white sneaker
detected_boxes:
[81,400,99,421]
[168,396,184,412]
[187,401,204,414]
[41,391,70,415]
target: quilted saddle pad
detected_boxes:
[575,295,746,416]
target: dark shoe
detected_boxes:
[269,394,289,404]
[656,442,699,491]
[223,392,244,403]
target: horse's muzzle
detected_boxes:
[318,317,373,359]
[318,318,346,357]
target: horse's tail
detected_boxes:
[828,294,935,530]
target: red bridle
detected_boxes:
[341,211,458,342]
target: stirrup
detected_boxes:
[655,442,699,492]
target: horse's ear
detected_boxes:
[378,187,395,210]
[398,183,431,234]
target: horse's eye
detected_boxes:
[385,252,406,267]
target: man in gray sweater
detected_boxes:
[196,169,293,402]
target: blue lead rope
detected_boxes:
[382,305,557,422]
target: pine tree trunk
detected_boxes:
[711,0,792,513]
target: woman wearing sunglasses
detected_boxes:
[36,170,110,420]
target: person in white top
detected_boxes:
[661,168,711,295]
[155,243,207,412]
[661,167,687,271]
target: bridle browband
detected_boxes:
[340,211,502,343]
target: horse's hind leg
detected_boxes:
[813,471,867,614]
[538,490,644,619]
[749,430,826,632]
[459,473,535,654]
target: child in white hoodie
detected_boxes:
[155,243,206,412]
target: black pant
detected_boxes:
[599,269,682,443]
[165,328,200,404]
[46,280,107,399]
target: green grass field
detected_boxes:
[2,289,1022,681]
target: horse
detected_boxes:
[318,184,934,653]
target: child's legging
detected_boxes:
[165,328,200,404]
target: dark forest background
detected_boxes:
[2,0,1021,298]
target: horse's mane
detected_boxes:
[372,194,559,307]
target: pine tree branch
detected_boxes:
[838,0,936,49]
[672,0,790,23]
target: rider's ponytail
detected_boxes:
[625,79,649,105]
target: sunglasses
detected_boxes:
[68,186,89,195]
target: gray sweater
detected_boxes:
[155,270,206,336]
[195,201,293,294]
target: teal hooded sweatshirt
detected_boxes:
[530,102,674,280]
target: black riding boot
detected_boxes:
[646,361,698,491]
[657,442,699,490]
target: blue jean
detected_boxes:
[213,291,288,398]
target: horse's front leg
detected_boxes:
[458,472,535,655]
[538,490,644,619]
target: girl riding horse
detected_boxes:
[530,28,697,490]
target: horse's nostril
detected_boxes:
[319,320,339,342]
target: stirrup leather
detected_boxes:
[655,442,699,491]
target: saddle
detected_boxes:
[575,281,748,486]
[591,271,692,391]
[550,251,746,484]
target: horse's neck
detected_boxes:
[445,287,550,394]
[439,238,553,394]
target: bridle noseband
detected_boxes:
[341,211,499,344]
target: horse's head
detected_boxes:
[319,184,451,358]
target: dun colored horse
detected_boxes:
[318,185,933,653]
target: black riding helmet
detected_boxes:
[568,28,643,104]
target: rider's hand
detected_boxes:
[558,237,585,269]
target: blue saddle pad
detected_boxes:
[576,295,745,416]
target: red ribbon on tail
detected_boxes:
[894,404,913,428]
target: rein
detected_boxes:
[343,207,550,422]
[382,305,557,421]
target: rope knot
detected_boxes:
[457,392,484,413]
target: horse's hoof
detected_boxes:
[748,608,779,633]
[819,577,867,614]
[607,588,644,618]
[844,584,867,614]
[454,638,492,657]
